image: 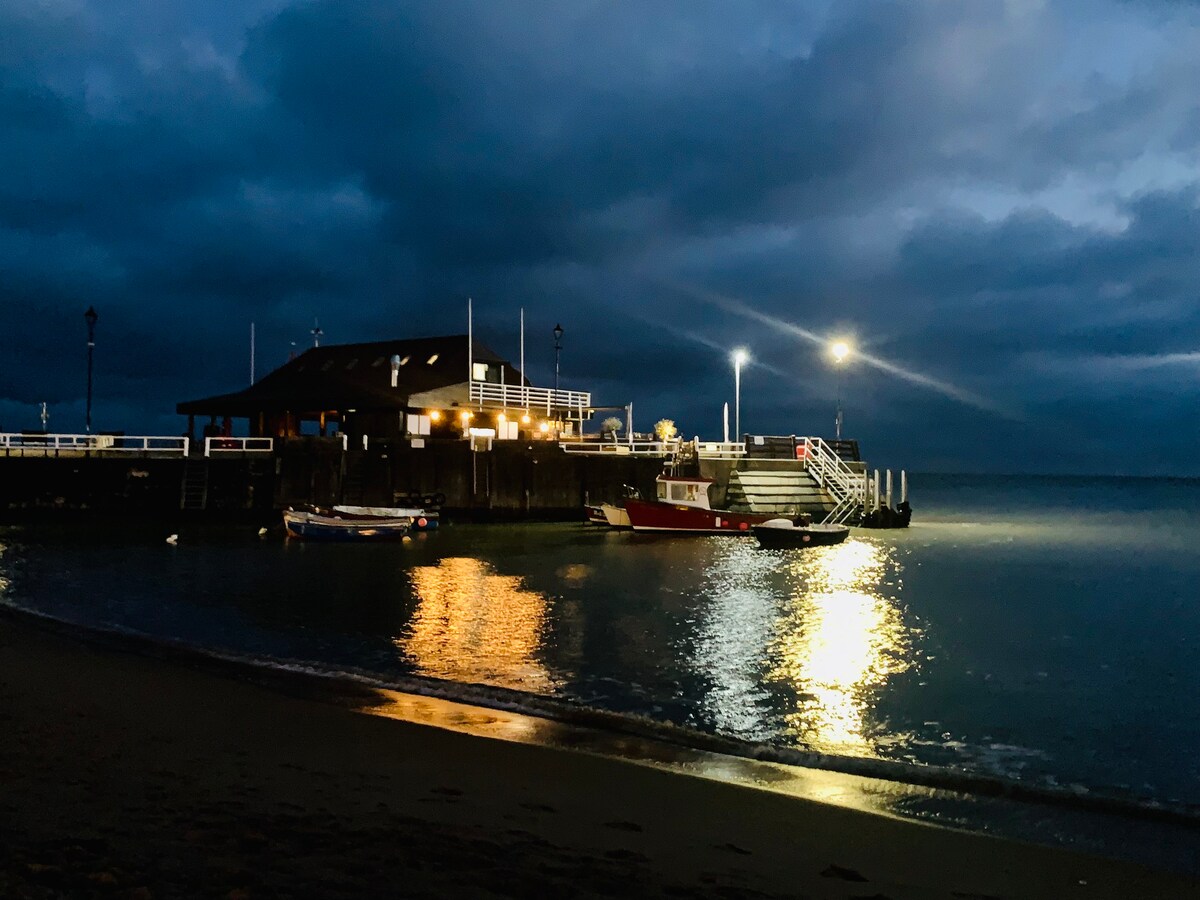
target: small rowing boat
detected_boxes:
[752,518,850,549]
[283,509,412,541]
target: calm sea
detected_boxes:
[3,473,1199,861]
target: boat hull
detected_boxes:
[584,504,608,524]
[283,510,411,541]
[752,522,850,548]
[331,505,438,530]
[601,503,631,528]
[623,498,772,534]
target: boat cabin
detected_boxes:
[655,476,715,510]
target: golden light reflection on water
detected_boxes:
[769,539,912,755]
[397,557,556,692]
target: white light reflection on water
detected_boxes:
[691,540,780,741]
[396,557,558,692]
[768,539,915,756]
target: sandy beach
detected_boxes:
[0,613,1194,899]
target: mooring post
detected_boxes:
[886,470,893,508]
[901,470,908,504]
[873,469,880,512]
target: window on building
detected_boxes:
[472,362,489,381]
[321,359,335,372]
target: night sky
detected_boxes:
[3,1,1199,474]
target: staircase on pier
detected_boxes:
[179,459,209,510]
[715,436,871,524]
[340,452,367,505]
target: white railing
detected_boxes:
[559,439,676,457]
[692,440,747,460]
[0,432,189,456]
[204,436,274,457]
[800,436,867,524]
[470,381,591,418]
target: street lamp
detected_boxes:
[553,323,563,395]
[830,340,852,441]
[84,306,98,433]
[553,323,564,426]
[731,348,749,440]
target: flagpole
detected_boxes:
[519,307,525,409]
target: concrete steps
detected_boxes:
[723,468,834,516]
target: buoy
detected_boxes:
[416,517,427,528]
[165,534,179,545]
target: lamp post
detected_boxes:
[830,340,851,442]
[84,306,98,433]
[553,323,563,426]
[731,348,748,440]
[553,323,563,395]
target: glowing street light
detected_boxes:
[731,348,749,439]
[829,339,853,441]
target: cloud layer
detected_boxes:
[2,0,1199,473]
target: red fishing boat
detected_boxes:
[623,476,774,534]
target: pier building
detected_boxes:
[176,334,593,446]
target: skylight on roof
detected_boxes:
[426,354,439,365]
[371,356,385,367]
[399,355,410,365]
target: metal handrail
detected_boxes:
[559,440,674,457]
[693,440,747,459]
[204,436,274,456]
[801,437,866,524]
[0,432,189,455]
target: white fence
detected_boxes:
[204,436,274,457]
[469,381,591,419]
[692,441,747,460]
[559,439,677,457]
[0,433,189,456]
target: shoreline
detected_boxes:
[1,611,1196,898]
[7,603,1198,836]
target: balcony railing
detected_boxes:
[469,381,591,418]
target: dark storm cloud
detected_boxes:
[2,0,1200,471]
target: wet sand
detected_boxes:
[0,614,1195,899]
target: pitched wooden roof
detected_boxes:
[177,335,524,416]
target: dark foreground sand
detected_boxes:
[0,615,1195,899]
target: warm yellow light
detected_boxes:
[831,341,851,364]
[538,421,550,433]
[460,411,472,423]
[429,410,441,422]
[497,413,507,423]
[521,414,531,425]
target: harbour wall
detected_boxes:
[0,439,664,522]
